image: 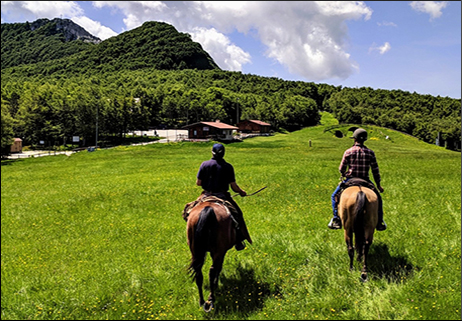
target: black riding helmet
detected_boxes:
[212,143,225,158]
[351,128,368,142]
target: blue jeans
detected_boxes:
[331,178,383,220]
[331,179,348,217]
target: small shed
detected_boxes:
[10,138,23,153]
[237,120,271,134]
[183,120,238,141]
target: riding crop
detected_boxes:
[232,186,267,198]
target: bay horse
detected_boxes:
[186,200,237,312]
[338,185,378,282]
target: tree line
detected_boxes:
[2,68,460,155]
[325,87,461,149]
[1,69,321,153]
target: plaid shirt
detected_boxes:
[339,142,381,185]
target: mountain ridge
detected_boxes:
[29,18,102,43]
[1,18,219,72]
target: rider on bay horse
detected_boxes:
[195,143,252,251]
[329,128,387,231]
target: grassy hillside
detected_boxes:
[1,116,460,320]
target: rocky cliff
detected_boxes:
[30,18,101,43]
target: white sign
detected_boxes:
[72,136,80,142]
[203,126,209,131]
[39,140,45,145]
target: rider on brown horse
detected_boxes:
[329,128,387,231]
[196,143,252,251]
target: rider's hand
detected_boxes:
[239,190,247,197]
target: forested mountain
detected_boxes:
[1,18,101,69]
[1,18,460,154]
[1,19,219,75]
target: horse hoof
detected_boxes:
[203,301,213,312]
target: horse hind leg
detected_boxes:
[360,239,372,282]
[204,255,225,312]
[193,266,206,308]
[344,232,355,271]
[189,253,206,307]
[348,245,355,271]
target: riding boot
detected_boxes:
[226,194,252,245]
[328,208,342,229]
[376,213,387,231]
[328,216,342,229]
[235,228,245,251]
[376,198,387,231]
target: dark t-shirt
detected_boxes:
[197,158,235,193]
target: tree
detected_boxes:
[1,99,15,155]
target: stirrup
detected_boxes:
[328,217,342,229]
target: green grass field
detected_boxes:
[2,114,461,320]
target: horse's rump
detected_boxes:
[186,202,236,277]
[183,193,253,243]
[334,178,378,204]
[339,186,378,231]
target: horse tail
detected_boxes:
[188,206,217,280]
[353,190,367,261]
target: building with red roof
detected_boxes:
[183,120,238,141]
[237,120,272,134]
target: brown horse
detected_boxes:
[186,200,237,312]
[338,185,378,282]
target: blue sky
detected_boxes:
[2,1,460,99]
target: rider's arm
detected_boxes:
[230,182,246,197]
[370,152,383,192]
[339,150,349,178]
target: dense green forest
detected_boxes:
[1,19,460,154]
[1,18,100,69]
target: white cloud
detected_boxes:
[369,42,391,55]
[71,16,118,40]
[410,1,448,21]
[190,27,251,71]
[377,21,397,27]
[1,1,83,21]
[1,1,374,81]
[92,1,373,81]
[1,1,118,40]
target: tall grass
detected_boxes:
[2,115,460,320]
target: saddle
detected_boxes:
[335,177,378,203]
[182,194,238,225]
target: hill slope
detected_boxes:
[1,18,100,69]
[1,19,219,73]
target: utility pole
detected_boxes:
[95,96,99,148]
[236,97,240,125]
